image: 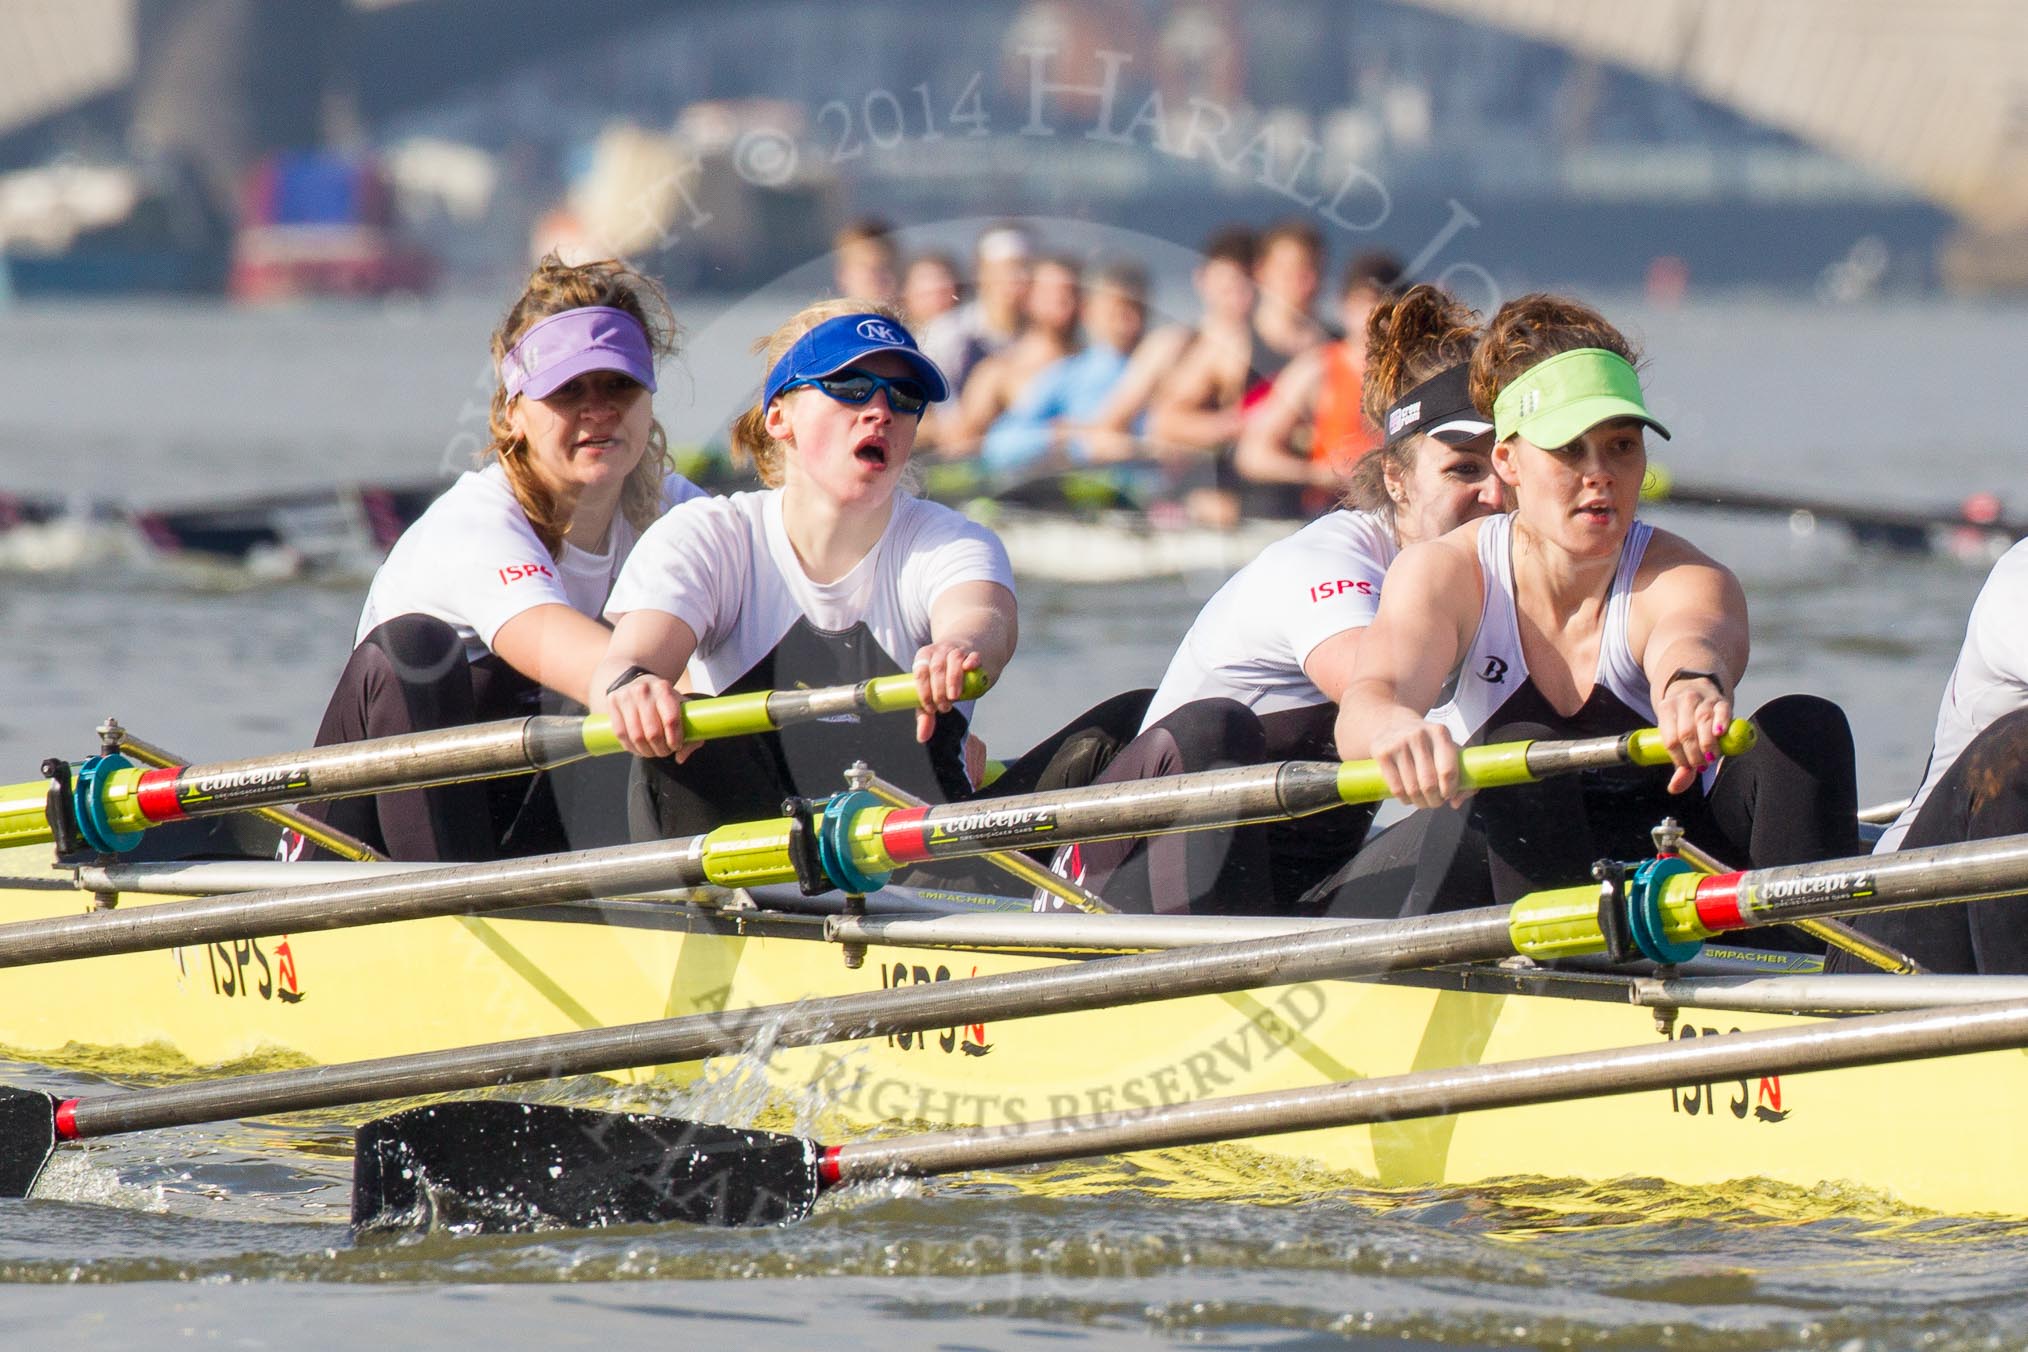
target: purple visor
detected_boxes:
[762,312,949,410]
[500,306,658,400]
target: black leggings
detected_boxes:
[1305,694,1859,924]
[298,614,626,862]
[1057,698,1373,915]
[1829,707,2028,974]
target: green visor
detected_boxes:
[1491,347,1671,447]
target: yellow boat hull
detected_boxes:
[1,842,2018,1217]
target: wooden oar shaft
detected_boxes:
[0,671,982,851]
[829,996,2028,1183]
[59,908,1514,1139]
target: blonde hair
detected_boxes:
[484,253,680,557]
[1344,284,1481,518]
[731,297,907,489]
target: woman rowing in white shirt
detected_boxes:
[595,301,1143,851]
[1320,292,1858,922]
[297,255,702,861]
[1054,285,1504,914]
[1832,545,2028,972]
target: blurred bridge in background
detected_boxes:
[2,0,2025,278]
[1402,0,2028,236]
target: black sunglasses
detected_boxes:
[781,368,932,416]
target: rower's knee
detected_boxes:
[1149,698,1267,772]
[1958,708,2028,816]
[1748,693,1855,769]
[360,614,467,689]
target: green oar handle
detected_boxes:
[578,670,989,755]
[0,671,992,852]
[1332,720,1756,804]
[0,783,49,851]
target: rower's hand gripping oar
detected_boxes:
[0,722,1756,973]
[0,670,989,854]
[779,721,1761,897]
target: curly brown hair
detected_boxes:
[1468,292,1643,427]
[1344,284,1481,517]
[730,297,910,489]
[484,253,680,557]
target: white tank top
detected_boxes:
[1428,512,1655,744]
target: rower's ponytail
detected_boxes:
[485,254,682,557]
[1344,284,1480,517]
[734,296,908,489]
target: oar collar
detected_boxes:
[70,754,144,855]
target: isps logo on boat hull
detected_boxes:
[1667,1022,1787,1123]
[177,935,305,1004]
[879,961,990,1055]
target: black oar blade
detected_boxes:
[351,1100,822,1236]
[0,1088,58,1199]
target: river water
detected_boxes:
[0,295,2024,1347]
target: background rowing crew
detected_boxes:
[274,248,2023,977]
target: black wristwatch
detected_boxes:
[605,664,655,695]
[1664,667,1726,698]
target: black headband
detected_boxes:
[1380,362,1489,449]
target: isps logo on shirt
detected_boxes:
[497,561,555,586]
[1307,578,1375,603]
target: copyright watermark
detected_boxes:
[697,47,1501,312]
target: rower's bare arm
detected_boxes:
[918,581,1018,743]
[490,604,624,708]
[1088,326,1188,438]
[591,610,701,760]
[1233,355,1322,485]
[1336,541,1478,807]
[1146,345,1240,454]
[1300,626,1366,708]
[954,355,1010,449]
[1636,539,1750,793]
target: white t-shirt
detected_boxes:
[605,490,1016,702]
[1878,539,2028,852]
[1141,510,1398,727]
[357,463,704,661]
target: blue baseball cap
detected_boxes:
[762,312,950,409]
